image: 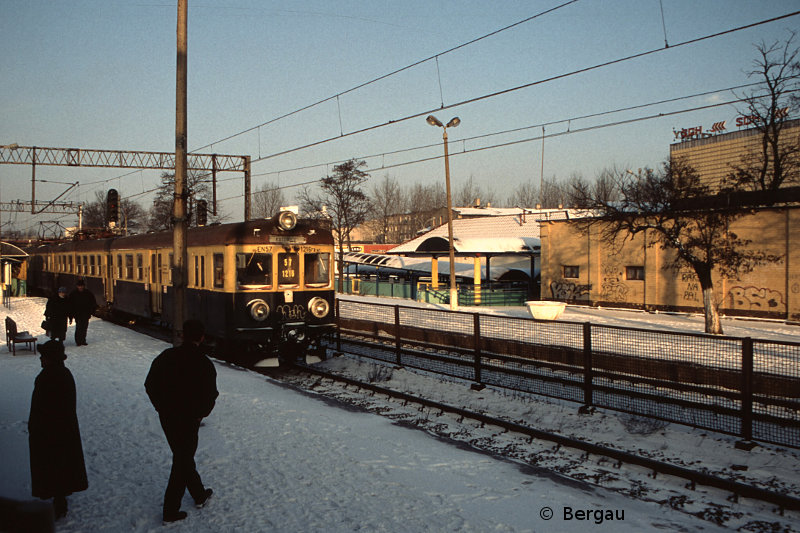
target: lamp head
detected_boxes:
[446,117,461,128]
[426,115,444,128]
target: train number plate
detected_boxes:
[277,304,306,320]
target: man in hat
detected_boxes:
[28,340,88,519]
[44,287,70,342]
[145,320,218,523]
[68,279,97,346]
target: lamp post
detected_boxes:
[426,114,460,310]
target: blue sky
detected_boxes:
[1,0,798,232]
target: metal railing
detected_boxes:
[335,299,800,449]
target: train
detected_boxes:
[25,211,336,366]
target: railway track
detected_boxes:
[274,360,800,520]
[125,319,800,525]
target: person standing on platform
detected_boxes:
[44,287,70,342]
[68,279,97,346]
[28,340,89,519]
[145,320,218,523]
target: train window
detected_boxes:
[68,255,73,274]
[236,252,272,289]
[213,254,224,289]
[82,255,88,275]
[137,254,143,281]
[200,256,205,288]
[90,255,96,276]
[150,254,156,284]
[116,255,122,278]
[125,254,134,279]
[304,253,330,288]
[278,253,299,287]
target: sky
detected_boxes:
[1,0,799,235]
[1,295,798,532]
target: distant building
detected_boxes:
[541,119,800,321]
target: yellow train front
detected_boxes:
[27,211,336,367]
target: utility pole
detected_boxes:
[173,0,188,345]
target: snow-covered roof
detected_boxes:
[389,214,542,255]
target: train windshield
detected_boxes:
[236,252,272,289]
[304,253,330,288]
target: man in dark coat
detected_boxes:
[145,320,218,523]
[68,279,97,346]
[44,287,70,342]
[28,340,88,519]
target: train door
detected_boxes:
[104,254,114,304]
[150,252,162,315]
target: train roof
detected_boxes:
[26,218,333,254]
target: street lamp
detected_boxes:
[426,114,460,310]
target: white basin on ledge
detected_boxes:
[525,300,566,320]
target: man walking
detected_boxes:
[144,320,218,523]
[68,279,97,346]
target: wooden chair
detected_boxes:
[5,317,37,355]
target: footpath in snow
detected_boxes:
[1,297,797,532]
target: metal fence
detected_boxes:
[335,299,800,449]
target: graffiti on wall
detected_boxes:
[678,270,701,303]
[550,280,591,300]
[600,262,628,302]
[726,286,785,311]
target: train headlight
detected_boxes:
[248,299,270,321]
[276,210,297,231]
[308,297,330,318]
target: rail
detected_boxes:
[335,299,800,449]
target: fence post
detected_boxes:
[335,299,341,353]
[582,322,593,409]
[738,337,754,447]
[473,313,483,386]
[394,305,402,366]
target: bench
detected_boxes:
[5,317,37,355]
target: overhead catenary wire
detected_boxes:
[189,0,581,154]
[248,10,800,166]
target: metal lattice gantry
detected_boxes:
[0,145,252,219]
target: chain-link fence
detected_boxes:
[336,299,800,449]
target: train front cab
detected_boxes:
[222,241,335,367]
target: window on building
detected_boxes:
[563,265,580,279]
[626,266,645,281]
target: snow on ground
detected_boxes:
[1,296,799,532]
[339,294,800,343]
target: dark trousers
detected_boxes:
[50,318,67,342]
[159,415,205,515]
[74,316,90,344]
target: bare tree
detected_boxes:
[506,181,539,208]
[147,171,223,231]
[569,160,779,334]
[368,174,403,244]
[252,181,285,219]
[455,175,497,207]
[82,190,147,233]
[728,33,800,191]
[403,182,447,237]
[299,159,371,292]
